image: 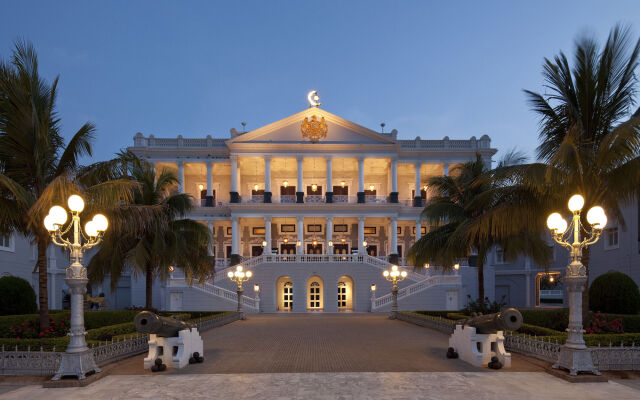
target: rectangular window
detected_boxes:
[495,246,505,264]
[364,226,376,235]
[605,227,619,249]
[412,227,427,235]
[252,227,266,235]
[334,224,348,233]
[397,227,401,235]
[0,234,12,251]
[306,185,322,195]
[333,186,348,195]
[226,246,232,258]
[281,224,296,233]
[226,227,232,236]
[307,224,322,233]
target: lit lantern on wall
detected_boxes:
[311,183,318,191]
[254,184,259,191]
[283,180,289,188]
[369,185,375,191]
[198,184,204,191]
[340,181,346,188]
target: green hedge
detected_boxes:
[0,312,71,338]
[414,310,459,318]
[519,309,569,332]
[84,310,140,330]
[515,323,562,336]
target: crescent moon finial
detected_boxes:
[307,90,321,107]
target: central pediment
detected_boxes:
[226,108,396,146]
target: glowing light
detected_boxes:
[227,271,234,278]
[68,195,85,213]
[44,215,56,232]
[168,266,175,273]
[340,181,346,188]
[328,241,333,247]
[424,263,430,269]
[307,90,321,107]
[254,184,259,191]
[549,276,555,283]
[283,180,289,188]
[586,206,607,228]
[312,240,318,246]
[296,240,301,247]
[454,263,460,270]
[546,212,567,233]
[92,214,108,232]
[423,185,428,191]
[401,271,407,278]
[49,206,68,226]
[369,184,375,191]
[370,284,376,291]
[283,238,288,244]
[311,184,318,191]
[236,265,243,272]
[254,284,260,292]
[363,241,368,247]
[568,194,585,212]
[246,271,252,278]
[85,221,98,237]
[262,240,267,247]
[341,238,346,243]
[392,265,398,271]
[383,270,390,277]
[199,184,204,191]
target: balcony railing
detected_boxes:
[194,199,227,207]
[305,195,324,203]
[365,195,388,203]
[273,195,296,204]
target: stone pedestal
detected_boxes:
[357,192,365,203]
[325,192,333,203]
[263,192,272,203]
[389,192,399,203]
[144,328,203,369]
[230,192,240,203]
[449,325,511,368]
[296,192,304,203]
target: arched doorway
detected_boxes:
[307,276,323,311]
[337,275,354,311]
[276,276,293,311]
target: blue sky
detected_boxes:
[1,1,639,163]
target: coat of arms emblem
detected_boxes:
[300,115,328,143]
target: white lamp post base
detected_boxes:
[52,349,101,380]
[553,347,599,376]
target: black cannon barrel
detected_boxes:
[134,311,193,337]
[462,308,523,334]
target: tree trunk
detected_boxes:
[581,246,591,329]
[477,255,485,303]
[37,237,49,330]
[145,263,153,309]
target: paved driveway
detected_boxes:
[111,313,544,374]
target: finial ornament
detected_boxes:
[307,90,321,107]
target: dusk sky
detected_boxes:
[1,1,639,164]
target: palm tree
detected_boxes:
[87,159,213,309]
[0,40,134,329]
[523,24,640,317]
[407,154,551,303]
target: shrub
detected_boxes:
[516,323,562,336]
[0,276,37,316]
[585,311,624,334]
[519,309,569,332]
[462,295,506,315]
[607,313,640,333]
[589,272,640,314]
[9,314,70,339]
[86,322,136,341]
[84,310,140,330]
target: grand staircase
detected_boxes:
[170,254,461,311]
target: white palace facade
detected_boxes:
[127,100,496,313]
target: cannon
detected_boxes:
[448,308,523,368]
[134,311,193,337]
[134,311,204,370]
[459,308,523,334]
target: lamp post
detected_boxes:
[45,195,109,380]
[383,265,407,319]
[546,194,607,376]
[228,265,252,320]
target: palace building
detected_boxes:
[126,94,496,313]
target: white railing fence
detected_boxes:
[0,312,241,376]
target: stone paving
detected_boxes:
[1,314,639,399]
[111,313,542,374]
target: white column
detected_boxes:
[443,162,450,176]
[326,156,333,192]
[264,217,272,255]
[297,216,304,254]
[231,217,239,255]
[230,157,238,193]
[297,157,304,193]
[525,258,532,307]
[264,156,272,192]
[206,161,213,197]
[390,218,398,255]
[358,157,365,193]
[414,161,421,197]
[358,217,365,254]
[391,159,398,193]
[415,219,422,241]
[177,161,184,193]
[325,217,333,254]
[207,221,214,256]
